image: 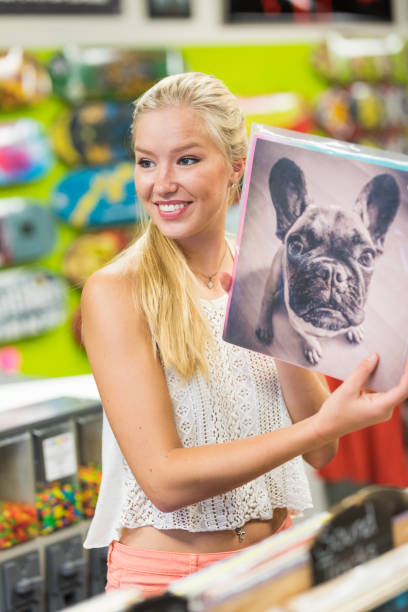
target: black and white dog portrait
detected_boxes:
[223,133,408,391]
[255,157,400,365]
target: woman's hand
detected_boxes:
[317,353,408,442]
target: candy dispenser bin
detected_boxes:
[0,432,38,549]
[76,413,102,518]
[0,397,102,545]
[32,420,83,535]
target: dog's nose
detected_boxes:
[317,262,347,285]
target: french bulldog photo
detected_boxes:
[223,132,408,391]
[255,157,400,365]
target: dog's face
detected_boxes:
[270,158,400,337]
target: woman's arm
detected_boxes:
[82,266,408,513]
[275,361,337,469]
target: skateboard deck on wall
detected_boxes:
[52,101,134,166]
[52,162,142,227]
[0,268,67,344]
[62,227,134,287]
[0,118,53,185]
[0,47,51,110]
[48,46,184,103]
[0,198,57,266]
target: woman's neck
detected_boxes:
[178,233,233,298]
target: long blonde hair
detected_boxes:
[123,72,247,380]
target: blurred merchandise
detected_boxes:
[227,0,392,23]
[0,198,56,266]
[0,345,21,374]
[0,118,53,186]
[52,101,134,167]
[314,82,408,140]
[311,32,408,84]
[147,0,191,18]
[0,46,51,110]
[48,45,184,103]
[62,227,133,287]
[237,92,313,134]
[52,162,141,228]
[0,397,102,546]
[0,268,67,344]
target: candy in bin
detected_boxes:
[0,432,39,549]
[0,398,102,547]
[76,412,102,517]
[32,420,83,535]
[0,46,51,110]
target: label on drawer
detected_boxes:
[42,431,77,481]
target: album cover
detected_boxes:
[223,125,408,391]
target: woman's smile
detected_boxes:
[155,200,193,219]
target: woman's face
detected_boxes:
[133,106,241,241]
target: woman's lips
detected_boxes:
[155,201,192,219]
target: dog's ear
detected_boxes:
[269,158,310,241]
[354,174,400,254]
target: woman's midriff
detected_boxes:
[120,507,289,553]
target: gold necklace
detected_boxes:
[192,241,228,289]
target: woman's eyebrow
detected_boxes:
[134,143,202,155]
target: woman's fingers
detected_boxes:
[375,357,408,408]
[219,272,232,293]
[340,353,379,395]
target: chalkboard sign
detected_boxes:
[310,486,408,585]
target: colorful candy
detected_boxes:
[79,464,101,517]
[0,500,38,548]
[35,481,83,535]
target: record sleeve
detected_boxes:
[223,125,408,391]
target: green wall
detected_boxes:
[0,43,327,377]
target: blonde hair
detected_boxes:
[124,72,247,380]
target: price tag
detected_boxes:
[42,431,77,482]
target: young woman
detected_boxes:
[81,72,408,598]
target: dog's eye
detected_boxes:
[358,249,375,268]
[287,238,303,257]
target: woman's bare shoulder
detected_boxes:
[81,258,143,332]
[82,258,134,303]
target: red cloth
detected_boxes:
[317,377,408,487]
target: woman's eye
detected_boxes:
[287,238,303,257]
[178,156,199,166]
[358,249,375,268]
[137,159,154,168]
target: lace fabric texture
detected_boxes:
[120,294,312,532]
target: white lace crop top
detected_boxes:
[84,293,312,549]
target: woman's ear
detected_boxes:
[232,157,246,184]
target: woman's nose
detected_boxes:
[155,167,177,194]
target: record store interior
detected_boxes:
[0,1,408,611]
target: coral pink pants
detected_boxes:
[105,516,292,598]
